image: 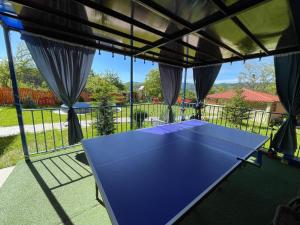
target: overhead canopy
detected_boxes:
[0,0,299,68]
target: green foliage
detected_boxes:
[183,90,196,102]
[21,96,37,109]
[144,69,163,99]
[133,109,148,128]
[103,71,125,91]
[0,59,10,87]
[209,85,226,95]
[85,74,117,102]
[85,70,126,103]
[238,63,276,94]
[15,43,46,89]
[95,95,115,135]
[225,88,251,126]
[0,43,46,89]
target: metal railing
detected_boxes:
[22,103,195,155]
[21,103,300,158]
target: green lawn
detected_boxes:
[0,121,155,168]
[0,104,196,130]
[0,107,68,127]
[0,104,194,127]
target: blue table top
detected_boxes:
[82,120,268,225]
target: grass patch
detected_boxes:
[0,107,68,127]
[0,135,24,168]
[0,104,193,127]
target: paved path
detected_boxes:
[0,120,92,137]
[0,166,15,188]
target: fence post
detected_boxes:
[181,67,187,121]
[129,2,134,130]
[3,25,29,160]
[181,39,189,121]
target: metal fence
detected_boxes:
[22,103,300,158]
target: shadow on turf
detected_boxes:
[26,161,75,225]
[25,150,94,224]
[75,152,89,166]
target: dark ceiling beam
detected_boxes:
[190,46,299,68]
[134,0,269,57]
[0,12,134,50]
[197,31,243,58]
[0,12,192,67]
[73,0,166,38]
[72,0,207,63]
[26,26,190,68]
[9,0,201,63]
[177,40,224,62]
[211,0,269,55]
[135,0,231,61]
[9,0,150,45]
[135,0,192,28]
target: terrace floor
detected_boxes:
[1,148,300,225]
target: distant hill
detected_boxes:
[184,83,195,91]
[185,82,240,91]
[123,81,239,92]
[124,82,143,91]
[214,83,240,89]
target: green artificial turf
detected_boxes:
[1,149,300,225]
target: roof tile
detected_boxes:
[207,88,279,103]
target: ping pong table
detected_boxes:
[82,120,268,225]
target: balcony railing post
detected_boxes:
[3,25,29,160]
[181,67,187,121]
[129,1,134,130]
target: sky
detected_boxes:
[0,27,274,84]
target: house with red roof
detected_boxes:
[206,88,286,120]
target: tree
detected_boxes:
[95,95,115,135]
[85,75,117,102]
[144,68,163,99]
[225,88,251,126]
[0,59,10,87]
[103,71,125,92]
[238,63,275,94]
[0,43,46,89]
[15,42,45,88]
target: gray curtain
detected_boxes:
[193,37,222,120]
[270,0,300,157]
[270,53,300,156]
[22,34,95,145]
[159,23,183,123]
[159,64,183,123]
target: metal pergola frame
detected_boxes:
[1,0,299,68]
[0,0,299,159]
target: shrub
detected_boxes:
[22,96,37,108]
[133,109,148,128]
[95,95,115,135]
[224,89,251,126]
